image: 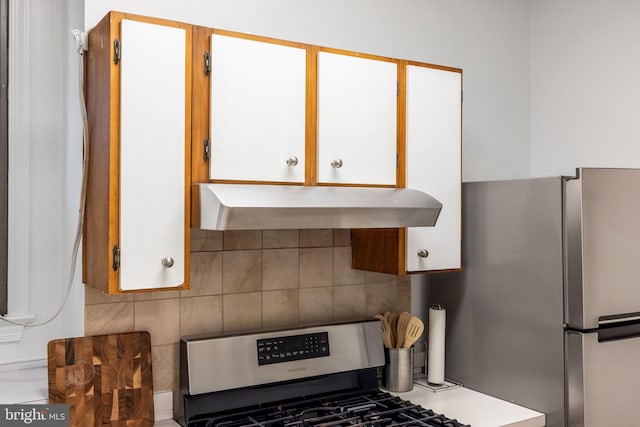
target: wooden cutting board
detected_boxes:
[48,331,154,427]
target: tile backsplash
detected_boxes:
[84,229,410,393]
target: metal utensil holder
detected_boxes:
[382,346,414,392]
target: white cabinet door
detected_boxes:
[210,35,307,183]
[317,52,397,186]
[406,65,461,272]
[119,19,186,290]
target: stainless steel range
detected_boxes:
[177,320,469,427]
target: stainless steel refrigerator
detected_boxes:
[429,168,640,427]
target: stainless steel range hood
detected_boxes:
[193,183,442,230]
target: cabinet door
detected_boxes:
[119,19,186,290]
[209,34,307,183]
[317,52,397,186]
[406,65,461,272]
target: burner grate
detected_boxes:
[191,390,469,427]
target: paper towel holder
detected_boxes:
[418,338,462,392]
[427,303,446,385]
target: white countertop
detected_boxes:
[155,420,180,427]
[0,366,49,405]
[393,382,545,427]
[0,367,544,427]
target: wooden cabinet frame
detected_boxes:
[84,12,192,294]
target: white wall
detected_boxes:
[86,0,532,182]
[1,0,84,365]
[530,0,640,176]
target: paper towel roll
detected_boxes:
[427,304,446,385]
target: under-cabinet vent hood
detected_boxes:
[193,184,442,230]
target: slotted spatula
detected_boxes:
[395,312,412,348]
[374,314,393,348]
[402,316,425,348]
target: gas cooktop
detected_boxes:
[190,388,469,427]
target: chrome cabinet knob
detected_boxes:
[161,257,175,268]
[331,159,343,169]
[417,249,429,258]
[286,156,299,167]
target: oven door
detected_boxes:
[566,328,640,426]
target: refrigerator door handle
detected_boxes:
[598,311,640,325]
[597,314,640,342]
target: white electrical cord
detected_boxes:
[0,29,89,327]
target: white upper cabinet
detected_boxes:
[317,52,397,186]
[119,19,187,290]
[209,34,307,183]
[405,65,462,272]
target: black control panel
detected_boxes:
[257,332,330,365]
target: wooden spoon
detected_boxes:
[396,312,412,348]
[374,314,393,348]
[387,312,400,348]
[402,316,425,348]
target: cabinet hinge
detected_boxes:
[461,90,463,103]
[113,39,120,65]
[112,245,120,271]
[397,81,399,97]
[203,138,210,162]
[204,52,211,76]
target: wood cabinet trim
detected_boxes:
[305,45,319,186]
[396,61,406,189]
[182,23,193,290]
[210,179,305,186]
[406,60,462,74]
[407,267,463,275]
[110,11,189,30]
[315,182,396,189]
[190,26,212,184]
[108,13,121,294]
[397,228,406,275]
[317,46,400,65]
[212,28,313,51]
